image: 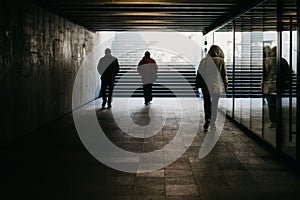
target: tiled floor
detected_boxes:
[2,98,300,200]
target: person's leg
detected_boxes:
[202,90,211,121]
[149,83,153,102]
[202,89,211,130]
[266,94,277,127]
[211,94,220,129]
[143,84,147,104]
[107,81,115,108]
[100,80,108,107]
[143,84,151,104]
[97,79,101,99]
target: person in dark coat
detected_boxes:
[137,51,158,105]
[97,48,120,108]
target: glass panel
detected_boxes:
[234,22,242,123]
[250,31,264,136]
[249,7,264,137]
[234,16,253,127]
[214,23,234,117]
[280,0,297,159]
[240,29,251,129]
[260,0,278,147]
[205,0,298,161]
[262,31,277,147]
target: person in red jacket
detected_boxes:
[137,51,158,105]
[97,48,120,108]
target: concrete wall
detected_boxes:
[0,1,100,145]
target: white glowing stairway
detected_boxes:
[110,32,297,98]
[111,32,198,98]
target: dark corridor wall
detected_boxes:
[0,1,100,145]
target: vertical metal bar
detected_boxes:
[232,21,236,119]
[296,0,300,164]
[289,16,293,142]
[262,3,265,139]
[250,15,253,129]
[276,0,283,150]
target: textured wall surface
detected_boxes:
[0,1,100,145]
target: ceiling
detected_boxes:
[218,0,298,32]
[33,0,267,33]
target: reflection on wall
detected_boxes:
[205,0,298,160]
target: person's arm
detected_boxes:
[195,72,203,89]
[195,60,204,89]
[115,59,120,76]
[221,61,228,90]
[97,59,103,75]
[153,60,158,76]
[137,60,142,74]
[281,58,291,89]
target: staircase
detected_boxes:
[226,66,297,98]
[226,66,263,98]
[109,32,297,98]
[111,32,198,98]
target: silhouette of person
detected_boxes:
[97,48,120,108]
[196,45,228,130]
[261,46,290,128]
[137,51,158,105]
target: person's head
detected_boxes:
[263,46,271,58]
[144,51,150,58]
[105,48,111,55]
[208,45,224,59]
[270,46,277,57]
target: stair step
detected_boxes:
[110,33,298,98]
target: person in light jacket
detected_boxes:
[261,46,290,128]
[196,45,228,130]
[137,51,158,105]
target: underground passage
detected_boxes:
[1,0,300,199]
